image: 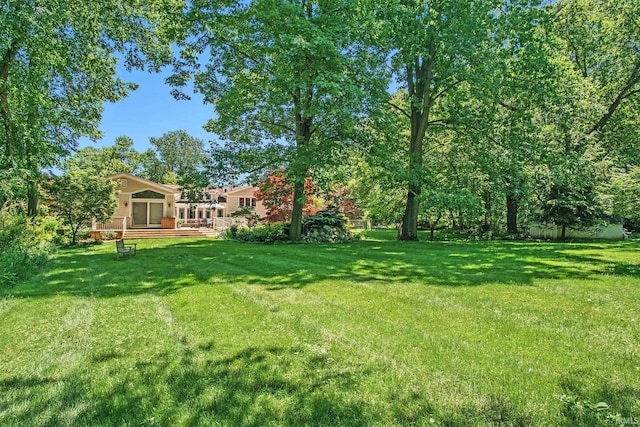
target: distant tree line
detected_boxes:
[2,0,639,244]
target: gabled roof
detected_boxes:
[107,172,181,195]
[225,186,257,196]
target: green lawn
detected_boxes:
[1,231,639,426]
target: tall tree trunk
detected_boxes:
[561,224,567,240]
[289,178,305,242]
[400,184,421,240]
[27,178,38,218]
[290,88,312,242]
[1,42,19,156]
[506,192,519,235]
[400,47,435,241]
[482,191,492,232]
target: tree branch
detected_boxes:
[256,118,295,134]
[588,59,640,135]
[431,79,465,103]
[386,99,410,120]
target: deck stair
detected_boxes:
[123,228,219,239]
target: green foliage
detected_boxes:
[1,0,182,210]
[64,136,143,177]
[148,130,207,180]
[225,208,356,244]
[45,168,117,245]
[173,0,386,241]
[608,167,640,225]
[303,207,348,232]
[0,205,56,288]
[559,395,624,425]
[224,222,290,243]
[302,207,355,243]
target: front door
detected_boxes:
[132,201,164,227]
[132,202,147,227]
[149,202,163,226]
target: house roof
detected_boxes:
[225,186,257,196]
[107,173,180,195]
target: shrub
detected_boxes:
[0,205,57,288]
[101,230,118,241]
[302,208,356,243]
[303,207,347,232]
[223,222,289,243]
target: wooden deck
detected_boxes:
[123,228,220,239]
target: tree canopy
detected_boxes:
[1,0,182,214]
[4,0,640,242]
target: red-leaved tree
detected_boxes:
[254,170,316,223]
[325,188,363,220]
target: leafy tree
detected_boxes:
[0,0,181,215]
[607,167,640,229]
[324,188,363,220]
[171,0,385,241]
[65,136,143,177]
[138,149,168,183]
[372,0,511,240]
[148,130,207,178]
[536,151,606,240]
[420,188,482,240]
[254,170,316,223]
[45,168,117,245]
[527,0,640,237]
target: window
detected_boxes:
[132,190,165,199]
[239,197,256,208]
[119,179,128,188]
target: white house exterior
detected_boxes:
[93,174,267,235]
[528,223,625,240]
[108,173,179,229]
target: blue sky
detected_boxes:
[78,67,214,153]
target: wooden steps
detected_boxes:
[123,228,219,239]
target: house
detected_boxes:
[92,173,266,235]
[107,173,179,229]
[528,223,625,240]
[172,185,267,222]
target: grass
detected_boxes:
[1,230,639,426]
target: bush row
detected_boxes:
[224,208,357,244]
[0,206,57,288]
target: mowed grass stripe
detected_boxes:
[2,234,640,425]
[236,282,547,421]
[237,275,640,421]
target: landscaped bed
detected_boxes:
[1,231,639,426]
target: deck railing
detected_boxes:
[92,216,128,237]
[180,217,247,231]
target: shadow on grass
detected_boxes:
[0,340,546,426]
[10,236,640,299]
[558,374,640,426]
[0,344,377,426]
[1,339,587,426]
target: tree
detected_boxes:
[65,136,143,177]
[171,0,385,241]
[420,188,482,240]
[1,0,181,215]
[537,158,604,239]
[608,167,640,229]
[148,130,207,178]
[254,170,316,223]
[373,0,517,240]
[45,168,117,245]
[529,0,640,237]
[324,188,363,220]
